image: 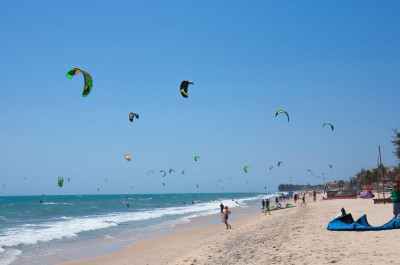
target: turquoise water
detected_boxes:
[0,192,264,265]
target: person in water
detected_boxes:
[224,206,232,229]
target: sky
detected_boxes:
[0,0,399,195]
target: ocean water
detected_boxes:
[0,193,266,265]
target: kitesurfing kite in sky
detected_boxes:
[58,177,63,188]
[323,122,334,131]
[244,165,250,173]
[66,68,93,97]
[180,80,194,98]
[160,170,166,177]
[278,161,283,167]
[124,154,131,161]
[129,112,140,122]
[194,155,200,161]
[275,110,289,122]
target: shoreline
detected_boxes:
[6,193,262,265]
[57,194,400,265]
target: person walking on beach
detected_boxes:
[389,183,400,218]
[275,196,279,206]
[224,206,232,229]
[220,203,224,213]
[262,199,265,211]
[313,190,317,202]
[300,193,306,206]
[265,199,271,215]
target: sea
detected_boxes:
[0,192,271,265]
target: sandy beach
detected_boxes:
[56,194,398,265]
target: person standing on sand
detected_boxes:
[265,199,271,215]
[389,183,400,218]
[220,203,224,213]
[313,190,317,202]
[262,199,265,210]
[224,206,232,229]
[300,193,306,206]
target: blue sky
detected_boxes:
[0,1,399,195]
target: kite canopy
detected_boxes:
[180,80,194,98]
[124,154,131,161]
[244,165,250,173]
[160,170,166,177]
[129,112,140,122]
[66,68,93,97]
[327,213,400,231]
[169,169,175,174]
[58,177,64,188]
[275,110,289,122]
[328,164,333,169]
[278,161,283,167]
[194,155,200,161]
[323,122,334,131]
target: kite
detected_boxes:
[169,169,175,174]
[323,122,334,131]
[129,112,140,122]
[275,110,289,122]
[162,182,166,186]
[278,161,283,167]
[194,155,200,161]
[180,80,194,98]
[244,165,250,173]
[124,154,131,161]
[307,169,312,172]
[147,170,154,175]
[182,170,186,174]
[66,68,93,97]
[328,164,333,169]
[58,177,64,188]
[160,170,166,177]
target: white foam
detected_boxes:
[0,195,259,251]
[0,248,22,265]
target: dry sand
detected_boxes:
[58,194,399,265]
